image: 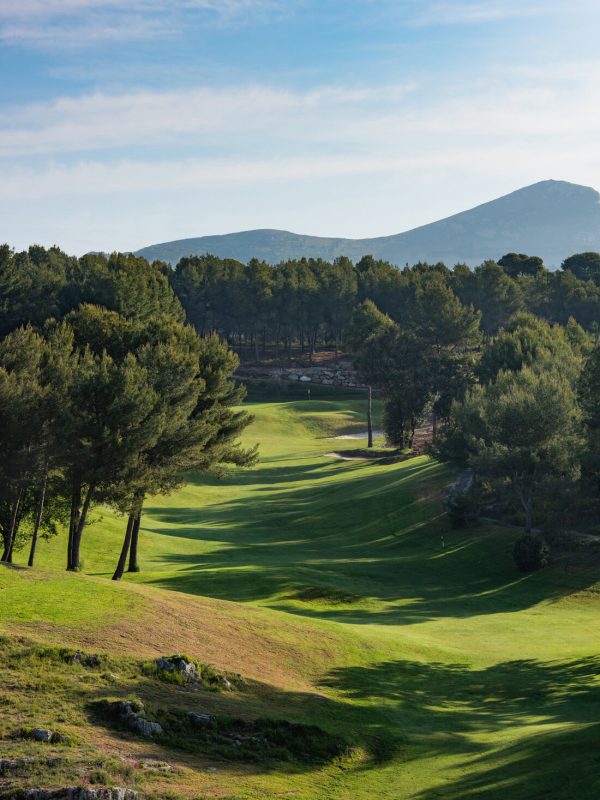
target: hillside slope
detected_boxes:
[134,180,600,267]
[2,398,600,799]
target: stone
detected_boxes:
[219,677,233,690]
[188,711,212,726]
[65,652,101,667]
[155,657,174,672]
[130,717,162,738]
[117,701,162,738]
[20,789,138,799]
[177,659,198,680]
[299,375,311,382]
[30,729,54,742]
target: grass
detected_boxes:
[2,394,600,798]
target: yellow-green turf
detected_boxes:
[2,396,600,799]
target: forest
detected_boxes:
[1,244,600,575]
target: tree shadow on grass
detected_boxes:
[322,656,600,799]
[140,451,600,624]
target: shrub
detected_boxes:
[513,534,550,572]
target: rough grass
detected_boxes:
[2,395,600,798]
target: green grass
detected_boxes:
[2,395,600,798]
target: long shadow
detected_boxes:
[139,451,600,624]
[322,656,600,798]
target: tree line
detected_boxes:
[169,250,600,357]
[0,247,255,575]
[347,275,600,568]
[3,243,600,572]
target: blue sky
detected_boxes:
[1,0,600,254]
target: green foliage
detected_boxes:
[0,245,255,575]
[448,367,581,533]
[499,252,545,278]
[562,252,600,284]
[93,698,349,765]
[513,534,550,572]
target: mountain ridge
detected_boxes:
[135,179,600,267]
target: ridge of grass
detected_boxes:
[2,396,600,798]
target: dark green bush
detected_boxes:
[513,534,550,572]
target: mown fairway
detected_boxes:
[2,396,600,799]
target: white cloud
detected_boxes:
[2,61,600,160]
[412,1,545,25]
[0,0,273,17]
[0,0,278,45]
[0,83,417,157]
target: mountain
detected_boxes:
[134,180,600,267]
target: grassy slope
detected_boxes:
[2,397,600,799]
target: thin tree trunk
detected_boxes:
[1,486,24,563]
[524,501,533,534]
[367,386,373,449]
[28,472,48,568]
[67,479,82,571]
[70,483,94,572]
[128,507,142,573]
[112,515,134,581]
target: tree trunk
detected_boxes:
[28,473,48,568]
[524,501,533,534]
[112,515,134,581]
[70,483,94,572]
[1,486,24,563]
[367,386,373,448]
[67,479,82,571]
[128,508,142,573]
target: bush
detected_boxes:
[513,534,550,572]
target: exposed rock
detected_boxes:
[235,363,363,389]
[63,652,102,668]
[155,655,197,681]
[188,712,212,726]
[15,788,137,799]
[176,659,198,680]
[30,729,54,743]
[117,702,162,738]
[219,677,233,690]
[154,657,174,672]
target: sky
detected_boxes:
[1,0,600,254]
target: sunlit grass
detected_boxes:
[2,395,600,798]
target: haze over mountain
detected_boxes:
[135,180,600,268]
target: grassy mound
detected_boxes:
[2,396,600,799]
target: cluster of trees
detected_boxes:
[348,279,600,565]
[4,241,600,572]
[0,246,255,575]
[169,250,600,358]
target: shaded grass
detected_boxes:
[2,396,600,798]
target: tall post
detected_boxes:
[367,385,373,449]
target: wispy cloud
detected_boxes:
[0,83,417,157]
[2,60,600,204]
[405,0,591,26]
[0,0,279,45]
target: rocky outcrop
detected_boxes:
[6,790,137,800]
[236,362,364,389]
[115,702,162,738]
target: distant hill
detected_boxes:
[135,180,600,267]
